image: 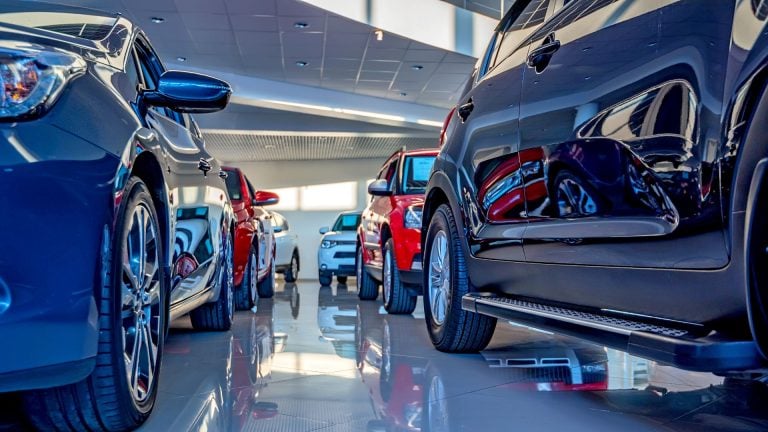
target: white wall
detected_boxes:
[231,158,385,280]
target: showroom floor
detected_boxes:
[4,280,768,432]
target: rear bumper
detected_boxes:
[0,125,120,391]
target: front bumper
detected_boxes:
[318,244,356,276]
[0,123,120,391]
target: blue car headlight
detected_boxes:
[404,206,422,229]
[321,240,337,249]
[0,42,86,121]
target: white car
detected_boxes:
[317,212,361,286]
[271,211,300,282]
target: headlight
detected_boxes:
[404,206,423,229]
[1,42,86,120]
[321,240,337,249]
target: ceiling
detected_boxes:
[38,0,489,161]
[440,0,515,19]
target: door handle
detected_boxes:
[527,33,560,72]
[457,98,474,123]
[218,170,228,179]
[197,158,212,176]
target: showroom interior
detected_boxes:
[2,0,768,431]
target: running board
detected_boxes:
[462,294,764,373]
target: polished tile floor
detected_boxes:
[5,280,768,431]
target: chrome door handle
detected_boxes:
[527,33,560,72]
[458,98,474,123]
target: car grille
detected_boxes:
[334,251,355,259]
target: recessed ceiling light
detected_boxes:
[295,61,308,67]
[293,22,309,29]
[411,65,424,71]
[176,56,187,62]
[374,29,384,41]
[151,17,165,24]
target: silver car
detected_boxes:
[317,212,361,286]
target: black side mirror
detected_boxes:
[142,70,231,113]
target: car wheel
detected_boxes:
[319,273,332,286]
[191,230,234,331]
[553,170,601,217]
[356,246,379,300]
[423,204,496,352]
[383,239,417,315]
[235,246,257,310]
[284,251,299,282]
[23,177,167,431]
[337,275,348,284]
[257,259,275,298]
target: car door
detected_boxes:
[455,0,555,262]
[516,0,730,270]
[362,157,398,271]
[246,178,275,278]
[133,38,226,304]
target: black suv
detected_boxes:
[422,0,768,372]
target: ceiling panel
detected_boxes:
[204,132,438,162]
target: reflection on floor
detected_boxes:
[5,281,768,431]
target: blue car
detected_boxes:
[0,2,236,430]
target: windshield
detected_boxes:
[401,155,436,195]
[332,213,361,231]
[224,172,242,201]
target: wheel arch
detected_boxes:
[130,151,171,270]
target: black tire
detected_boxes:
[234,246,257,310]
[319,274,332,286]
[337,275,348,284]
[23,177,167,431]
[190,230,234,331]
[423,204,496,352]
[356,246,379,300]
[257,260,275,298]
[382,239,417,315]
[284,251,299,282]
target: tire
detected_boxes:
[319,274,332,286]
[337,275,348,284]
[190,230,234,331]
[382,239,417,315]
[284,251,299,282]
[23,177,167,431]
[234,246,257,310]
[356,246,379,300]
[257,260,275,298]
[423,204,496,352]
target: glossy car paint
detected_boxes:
[222,167,276,288]
[271,211,299,273]
[424,0,768,349]
[359,149,438,286]
[0,5,233,391]
[318,212,361,279]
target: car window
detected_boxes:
[493,0,551,67]
[116,49,141,102]
[134,38,186,126]
[245,178,258,202]
[401,155,436,195]
[477,32,501,79]
[332,214,361,231]
[524,0,618,46]
[224,171,242,200]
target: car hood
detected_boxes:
[322,231,357,242]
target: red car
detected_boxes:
[357,148,438,314]
[223,166,280,306]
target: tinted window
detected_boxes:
[224,172,242,200]
[116,50,140,101]
[526,0,618,44]
[401,155,436,195]
[494,0,550,66]
[332,214,361,231]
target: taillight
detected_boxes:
[439,107,456,147]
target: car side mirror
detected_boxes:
[319,226,329,235]
[253,190,280,206]
[273,225,283,233]
[142,70,231,113]
[368,179,391,196]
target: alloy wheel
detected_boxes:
[121,203,161,404]
[556,177,597,216]
[428,230,450,326]
[226,237,234,321]
[249,254,258,304]
[290,256,298,278]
